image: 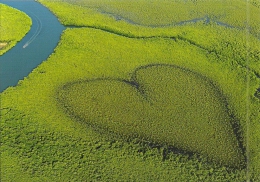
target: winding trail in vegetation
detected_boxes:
[96,7,260,40]
[98,10,236,29]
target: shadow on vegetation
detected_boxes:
[255,88,260,100]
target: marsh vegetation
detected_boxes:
[1,0,260,181]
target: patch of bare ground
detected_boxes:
[0,42,8,49]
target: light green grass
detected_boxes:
[1,0,260,181]
[0,3,31,55]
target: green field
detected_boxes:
[58,64,245,168]
[1,0,260,181]
[0,3,31,55]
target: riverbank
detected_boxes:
[0,3,31,55]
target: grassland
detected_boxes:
[1,0,260,181]
[0,3,31,55]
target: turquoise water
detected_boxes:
[0,0,65,92]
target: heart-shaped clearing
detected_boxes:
[57,64,245,168]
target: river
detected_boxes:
[0,0,65,92]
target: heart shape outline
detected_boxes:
[57,64,245,168]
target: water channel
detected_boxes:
[0,0,65,92]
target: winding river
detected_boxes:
[0,0,65,92]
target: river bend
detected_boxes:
[0,0,65,92]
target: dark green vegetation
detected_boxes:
[58,64,245,168]
[0,3,31,55]
[1,0,260,181]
